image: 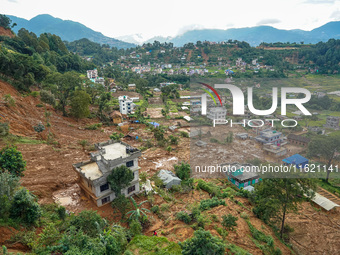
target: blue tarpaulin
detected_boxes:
[149,122,160,128]
[282,154,309,168]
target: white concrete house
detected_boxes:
[73,140,141,207]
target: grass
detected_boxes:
[124,235,182,255]
[2,135,45,145]
[227,243,252,255]
[317,179,340,197]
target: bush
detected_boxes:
[199,197,226,211]
[129,219,142,236]
[36,104,43,107]
[174,162,191,180]
[0,146,26,177]
[151,205,159,214]
[0,122,9,137]
[69,210,107,237]
[180,131,189,138]
[240,212,249,219]
[222,214,238,231]
[30,91,39,98]
[196,179,221,197]
[85,123,102,130]
[176,211,192,224]
[40,90,56,106]
[10,188,41,225]
[110,132,124,141]
[3,94,15,107]
[180,229,225,255]
[33,122,45,133]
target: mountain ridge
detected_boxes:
[7,14,135,49]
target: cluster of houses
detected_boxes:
[87,68,105,85]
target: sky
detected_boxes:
[2,0,340,40]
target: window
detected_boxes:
[101,196,111,204]
[128,185,136,194]
[100,183,109,192]
[126,160,134,167]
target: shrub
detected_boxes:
[10,188,41,225]
[85,123,102,130]
[180,229,225,255]
[69,210,107,237]
[174,162,191,180]
[199,197,226,211]
[196,179,221,197]
[36,104,43,107]
[40,90,56,106]
[110,132,124,141]
[151,205,159,214]
[3,94,15,107]
[129,219,142,236]
[221,214,238,231]
[0,122,9,137]
[0,146,26,177]
[30,91,39,98]
[33,122,45,133]
[180,131,189,138]
[176,211,192,224]
[240,212,249,219]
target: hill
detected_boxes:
[7,14,135,49]
[146,21,340,47]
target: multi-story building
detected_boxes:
[206,107,227,121]
[72,140,141,207]
[119,96,135,115]
[324,116,340,130]
[87,69,98,79]
[255,129,285,145]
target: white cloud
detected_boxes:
[304,0,336,4]
[256,19,281,26]
[330,9,340,20]
[177,24,205,36]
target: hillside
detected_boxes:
[7,14,135,49]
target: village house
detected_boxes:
[287,134,311,147]
[223,163,260,189]
[324,116,340,130]
[255,129,285,145]
[110,111,122,124]
[72,140,141,207]
[206,107,227,121]
[119,96,135,115]
[128,84,136,91]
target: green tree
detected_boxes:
[112,194,131,219]
[0,171,20,218]
[69,210,107,238]
[308,135,340,181]
[10,188,41,224]
[174,162,191,180]
[180,229,225,255]
[107,165,134,196]
[70,90,91,119]
[126,197,150,223]
[0,14,11,29]
[44,72,81,116]
[40,90,56,106]
[0,146,26,177]
[221,214,238,231]
[252,179,316,238]
[129,219,142,236]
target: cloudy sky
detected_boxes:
[2,0,340,39]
